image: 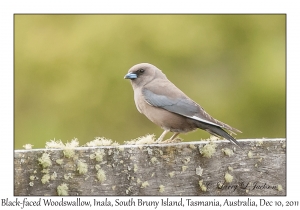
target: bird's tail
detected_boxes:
[195,121,242,148]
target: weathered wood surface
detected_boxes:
[14,138,286,196]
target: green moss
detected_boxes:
[159,185,165,193]
[118,146,125,152]
[41,174,50,184]
[90,149,105,162]
[222,148,234,157]
[97,169,106,183]
[64,173,73,180]
[23,144,33,149]
[199,142,216,158]
[158,149,163,155]
[56,159,64,165]
[50,172,57,180]
[141,181,149,188]
[95,164,101,171]
[125,134,156,145]
[133,164,138,172]
[45,139,65,149]
[151,157,158,164]
[182,165,188,172]
[38,153,52,168]
[169,171,175,178]
[57,183,69,196]
[248,151,253,158]
[63,138,79,158]
[189,144,197,150]
[77,160,88,175]
[85,137,117,147]
[41,169,50,174]
[256,141,263,147]
[199,180,207,191]
[225,172,233,183]
[63,149,75,158]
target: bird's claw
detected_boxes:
[158,138,183,144]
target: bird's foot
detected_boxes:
[159,137,183,144]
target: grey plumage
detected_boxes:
[124,63,242,147]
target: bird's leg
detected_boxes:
[156,130,169,142]
[170,133,179,140]
[160,132,182,143]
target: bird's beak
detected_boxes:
[124,72,137,79]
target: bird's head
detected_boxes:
[124,63,167,88]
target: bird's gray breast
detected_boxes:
[133,89,144,113]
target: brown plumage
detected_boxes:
[124,63,242,147]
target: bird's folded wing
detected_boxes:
[142,87,221,128]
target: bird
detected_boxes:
[124,63,242,147]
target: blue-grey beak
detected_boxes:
[124,73,137,79]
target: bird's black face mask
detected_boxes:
[124,68,146,80]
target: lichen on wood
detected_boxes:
[14,138,286,196]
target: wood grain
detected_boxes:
[14,138,286,196]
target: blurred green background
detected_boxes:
[14,15,286,149]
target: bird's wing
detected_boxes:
[142,85,221,128]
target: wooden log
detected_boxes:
[14,138,286,196]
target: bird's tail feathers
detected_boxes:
[213,118,242,135]
[195,121,242,148]
[195,103,241,134]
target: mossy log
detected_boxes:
[14,138,286,196]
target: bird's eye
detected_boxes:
[139,69,145,73]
